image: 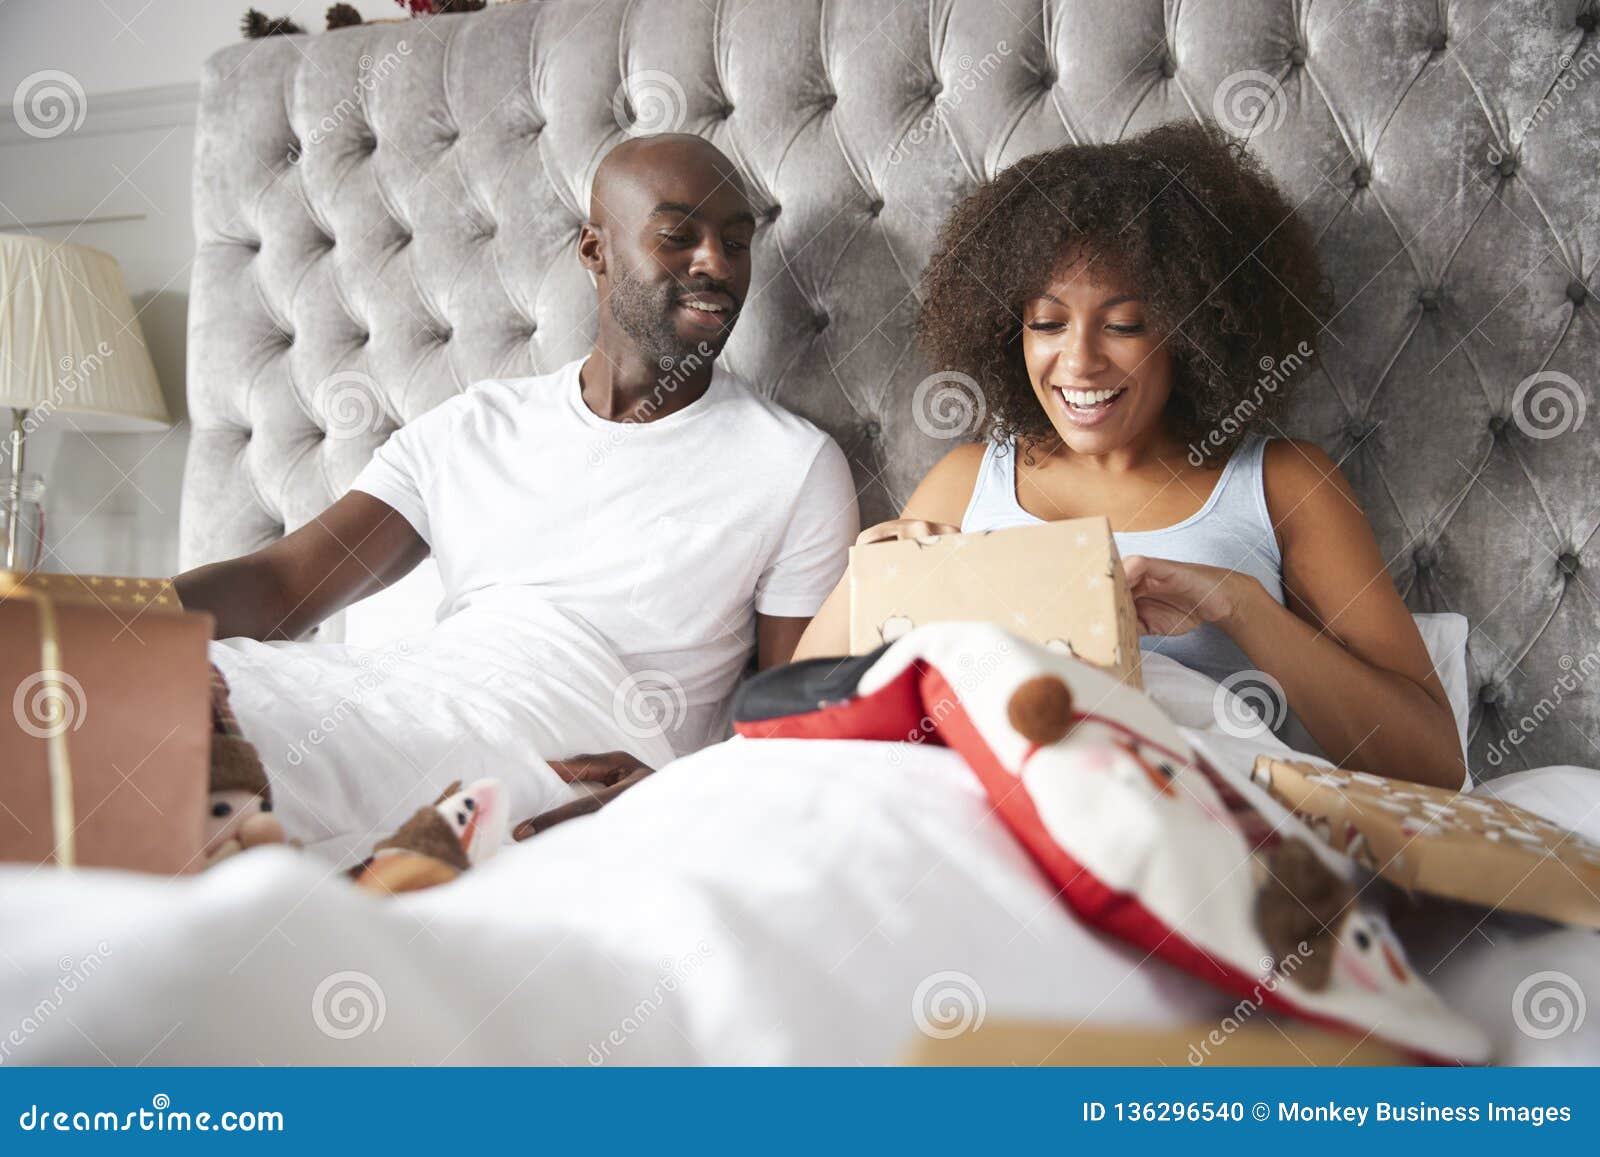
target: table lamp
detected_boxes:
[0,234,170,570]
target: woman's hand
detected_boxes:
[855,519,960,547]
[1121,555,1262,636]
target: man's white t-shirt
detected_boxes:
[350,356,859,754]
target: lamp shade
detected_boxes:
[0,234,169,431]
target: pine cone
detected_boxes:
[325,3,363,29]
[240,8,304,38]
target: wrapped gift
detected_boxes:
[1251,756,1600,929]
[1,570,213,873]
[848,516,1142,687]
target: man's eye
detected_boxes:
[659,232,693,245]
[725,240,750,253]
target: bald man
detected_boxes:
[176,134,858,825]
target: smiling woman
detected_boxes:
[919,121,1327,460]
[795,122,1467,790]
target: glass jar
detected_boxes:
[1,473,46,572]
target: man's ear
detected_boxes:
[577,221,605,277]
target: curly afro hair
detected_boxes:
[917,122,1328,459]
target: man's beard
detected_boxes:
[607,271,731,367]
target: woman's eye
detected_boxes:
[1107,323,1146,334]
[1026,321,1065,333]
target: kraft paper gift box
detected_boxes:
[0,570,213,874]
[1251,756,1600,929]
[848,516,1143,688]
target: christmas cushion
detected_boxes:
[733,623,1489,1064]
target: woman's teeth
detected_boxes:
[1058,386,1126,410]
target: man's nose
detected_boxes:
[688,239,734,285]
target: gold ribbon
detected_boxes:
[0,570,76,868]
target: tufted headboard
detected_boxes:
[183,0,1599,777]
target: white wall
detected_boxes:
[0,0,403,576]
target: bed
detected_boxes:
[4,0,1598,1064]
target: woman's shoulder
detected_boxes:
[899,440,993,522]
[1261,436,1363,536]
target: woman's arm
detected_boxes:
[791,444,984,662]
[1126,440,1465,788]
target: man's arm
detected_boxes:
[172,491,428,641]
[756,613,811,670]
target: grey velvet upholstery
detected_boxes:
[182,0,1600,777]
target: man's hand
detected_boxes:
[512,751,656,839]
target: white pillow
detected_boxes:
[1411,612,1470,774]
[341,557,446,648]
[1472,766,1600,843]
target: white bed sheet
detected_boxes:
[0,739,1237,1065]
[1,657,1594,1065]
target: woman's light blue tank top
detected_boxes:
[960,434,1285,688]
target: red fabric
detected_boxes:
[732,660,932,745]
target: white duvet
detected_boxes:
[1,631,1596,1066]
[206,586,680,866]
